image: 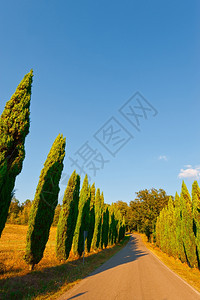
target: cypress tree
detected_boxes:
[166,197,176,256]
[72,174,90,257]
[156,208,164,250]
[91,188,102,250]
[121,216,126,240]
[101,205,109,248]
[118,213,125,242]
[192,181,200,266]
[156,214,161,248]
[24,134,66,269]
[87,183,95,253]
[0,70,33,236]
[99,192,105,249]
[108,206,113,246]
[192,180,200,201]
[115,206,124,243]
[108,204,117,246]
[114,207,119,243]
[174,192,187,262]
[161,207,168,253]
[56,171,80,260]
[181,181,198,267]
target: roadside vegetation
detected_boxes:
[0,224,129,299]
[0,72,126,299]
[1,70,200,298]
[156,181,200,269]
[140,233,200,293]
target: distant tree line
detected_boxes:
[6,173,125,270]
[114,189,170,241]
[156,181,200,269]
[0,71,126,271]
[6,198,61,226]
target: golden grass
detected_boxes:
[0,224,129,300]
[138,232,200,293]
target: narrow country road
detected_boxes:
[58,234,200,300]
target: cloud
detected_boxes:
[184,164,192,168]
[158,155,167,161]
[178,166,200,180]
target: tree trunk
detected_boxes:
[29,264,34,271]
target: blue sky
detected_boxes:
[0,0,200,204]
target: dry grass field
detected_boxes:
[0,224,129,300]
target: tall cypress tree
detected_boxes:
[121,216,126,240]
[101,206,109,248]
[24,134,66,269]
[72,174,90,257]
[87,183,95,253]
[166,197,176,256]
[56,171,80,260]
[99,192,105,249]
[192,181,200,267]
[155,213,161,248]
[181,181,198,268]
[108,204,117,246]
[156,208,166,251]
[0,70,33,236]
[118,211,125,242]
[174,192,186,262]
[91,188,102,250]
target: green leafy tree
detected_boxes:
[6,197,21,224]
[56,171,80,260]
[91,188,102,250]
[174,192,186,262]
[52,204,62,226]
[115,201,129,231]
[0,70,33,236]
[72,174,90,257]
[192,181,200,267]
[156,208,163,249]
[99,192,105,249]
[24,134,66,269]
[120,216,126,241]
[166,197,176,256]
[20,199,32,225]
[113,204,125,243]
[117,213,125,242]
[101,205,109,248]
[129,188,169,239]
[108,204,118,245]
[87,183,95,252]
[181,181,198,267]
[156,192,187,262]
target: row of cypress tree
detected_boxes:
[24,169,125,270]
[0,71,125,270]
[56,172,126,262]
[156,181,200,268]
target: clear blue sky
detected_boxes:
[0,0,200,205]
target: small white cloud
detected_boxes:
[158,155,167,161]
[178,166,200,180]
[184,164,192,168]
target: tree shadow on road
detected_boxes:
[88,235,148,277]
[67,291,88,299]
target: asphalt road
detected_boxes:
[58,234,200,300]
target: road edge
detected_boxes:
[137,233,200,297]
